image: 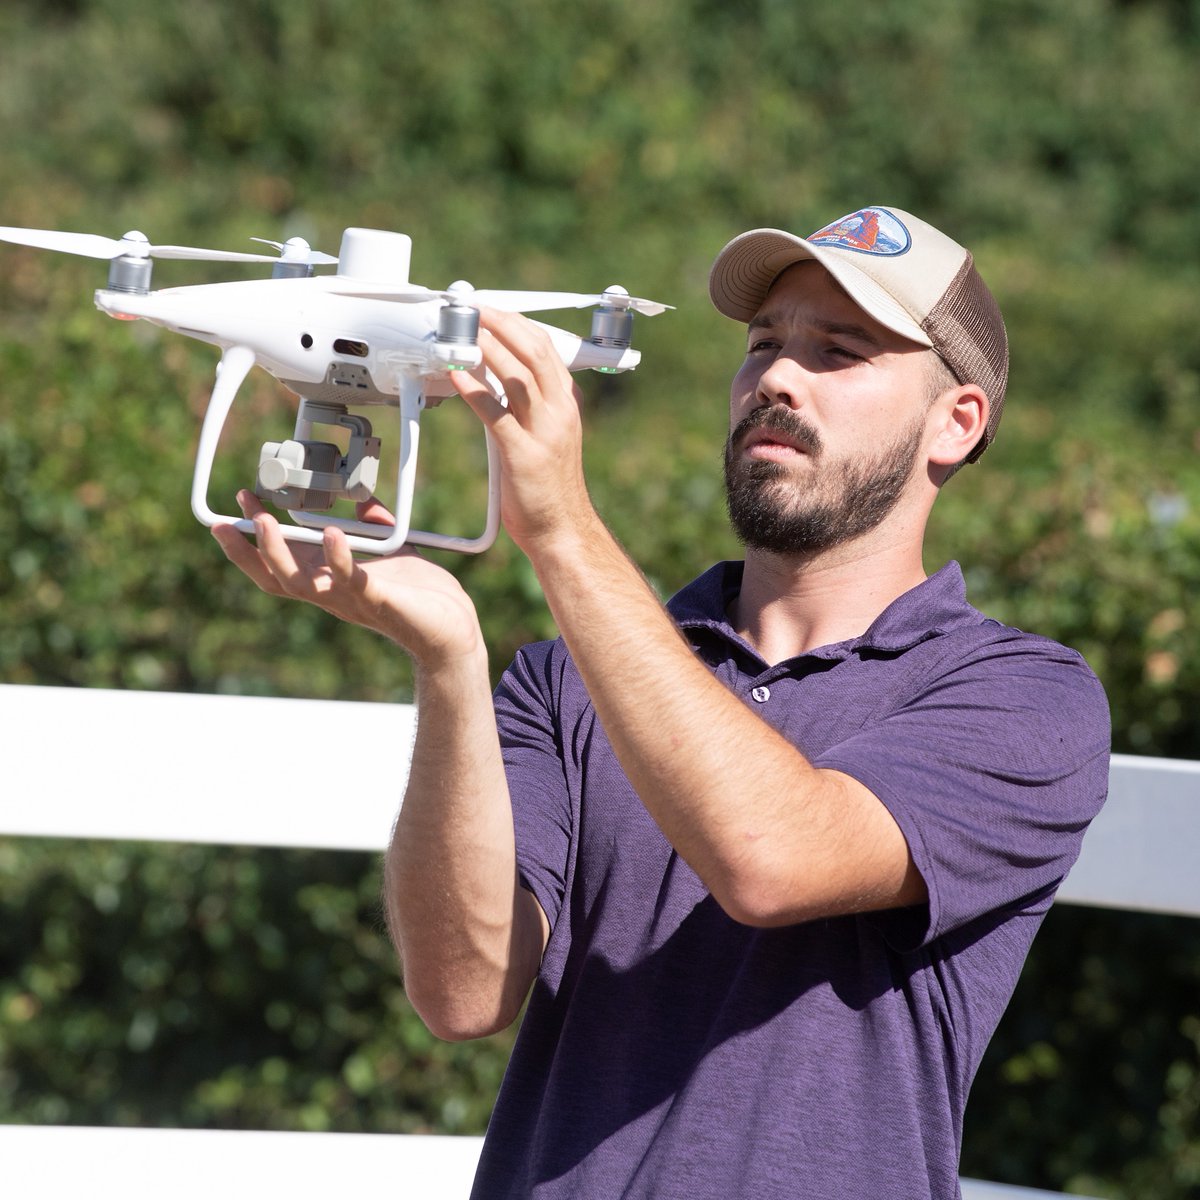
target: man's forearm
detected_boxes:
[384,650,545,1039]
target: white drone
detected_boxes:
[0,224,671,554]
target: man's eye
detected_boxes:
[827,345,862,362]
[748,339,778,352]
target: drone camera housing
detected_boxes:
[256,407,381,511]
[258,439,341,509]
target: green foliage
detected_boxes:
[926,409,1200,758]
[0,839,513,1133]
[964,905,1200,1198]
[1,0,1198,1195]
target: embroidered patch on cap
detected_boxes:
[807,208,911,256]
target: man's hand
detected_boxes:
[212,490,484,668]
[451,309,595,553]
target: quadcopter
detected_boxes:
[0,224,671,554]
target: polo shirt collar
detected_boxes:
[669,560,983,662]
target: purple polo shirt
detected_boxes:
[471,561,1110,1200]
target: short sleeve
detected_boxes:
[493,642,573,930]
[814,633,1111,949]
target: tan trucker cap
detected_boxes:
[708,206,1008,462]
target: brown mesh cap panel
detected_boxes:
[921,255,1009,461]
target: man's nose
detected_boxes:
[757,355,809,411]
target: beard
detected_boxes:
[723,404,924,555]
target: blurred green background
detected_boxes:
[0,1,1197,1195]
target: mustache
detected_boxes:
[727,405,824,458]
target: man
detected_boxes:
[215,206,1110,1199]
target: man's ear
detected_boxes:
[929,385,989,468]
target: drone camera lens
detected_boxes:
[333,338,369,358]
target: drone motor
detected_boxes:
[437,280,482,354]
[106,239,154,295]
[251,236,337,280]
[272,260,313,281]
[589,286,636,351]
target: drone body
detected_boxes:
[1,224,670,554]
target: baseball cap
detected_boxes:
[708,206,1008,462]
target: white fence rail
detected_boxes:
[3,683,1198,1198]
[2,1125,484,1198]
[4,685,414,851]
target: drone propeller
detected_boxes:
[328,280,672,316]
[324,281,446,303]
[476,285,673,317]
[0,225,279,264]
[250,236,339,267]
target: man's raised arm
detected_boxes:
[449,311,926,928]
[212,493,546,1040]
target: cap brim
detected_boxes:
[708,229,933,348]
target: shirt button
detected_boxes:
[750,685,771,703]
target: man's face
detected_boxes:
[724,262,939,555]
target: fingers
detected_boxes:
[322,524,364,589]
[212,520,284,595]
[452,359,510,427]
[212,490,330,600]
[249,506,310,592]
[355,495,397,526]
[485,310,571,391]
[464,309,577,428]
